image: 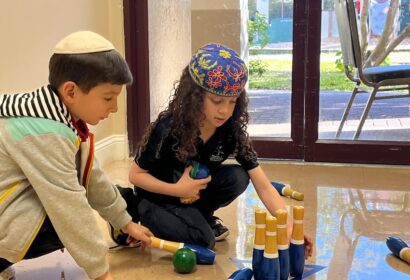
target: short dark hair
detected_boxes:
[48,50,133,92]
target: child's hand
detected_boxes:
[175,166,211,198]
[121,222,153,250]
[180,193,201,204]
[304,234,314,258]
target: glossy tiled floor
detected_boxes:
[13,160,410,279]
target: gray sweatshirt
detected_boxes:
[0,86,132,279]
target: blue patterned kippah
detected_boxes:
[189,43,248,97]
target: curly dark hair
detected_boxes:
[137,66,257,162]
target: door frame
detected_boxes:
[123,0,150,156]
[250,0,306,160]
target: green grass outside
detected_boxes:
[249,59,353,91]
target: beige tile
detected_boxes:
[102,158,133,187]
[258,160,304,186]
[362,165,410,190]
[298,164,366,189]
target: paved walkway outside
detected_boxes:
[247,36,410,141]
[247,89,410,141]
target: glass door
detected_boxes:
[248,0,293,138]
[247,0,306,159]
[304,0,410,164]
[319,0,410,142]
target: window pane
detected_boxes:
[247,0,293,138]
[319,0,410,141]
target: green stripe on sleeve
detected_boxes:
[8,117,77,143]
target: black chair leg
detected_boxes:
[353,87,377,140]
[336,84,360,138]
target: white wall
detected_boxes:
[0,0,129,166]
[148,0,192,121]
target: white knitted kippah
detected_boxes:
[53,31,115,54]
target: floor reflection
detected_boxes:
[235,184,410,279]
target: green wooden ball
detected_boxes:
[173,248,197,274]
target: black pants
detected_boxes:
[0,217,63,273]
[128,164,249,249]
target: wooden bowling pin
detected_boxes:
[252,209,266,280]
[150,236,215,264]
[271,181,304,201]
[386,236,410,264]
[275,209,290,280]
[227,268,253,280]
[289,206,305,280]
[385,253,410,274]
[260,215,280,280]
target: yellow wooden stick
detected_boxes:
[150,236,182,253]
[264,216,278,258]
[275,208,288,250]
[282,185,304,201]
[291,206,304,244]
[254,209,267,250]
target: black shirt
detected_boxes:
[134,116,258,204]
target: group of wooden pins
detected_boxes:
[227,181,410,279]
[228,206,305,280]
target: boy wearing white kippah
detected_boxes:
[0,31,152,280]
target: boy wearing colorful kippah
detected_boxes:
[109,43,313,256]
[0,31,152,280]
